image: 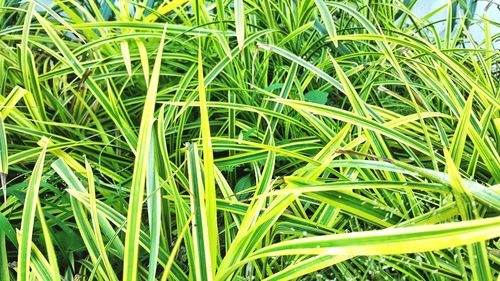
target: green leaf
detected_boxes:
[198,43,218,275]
[234,0,245,50]
[234,174,252,194]
[123,24,168,281]
[304,90,329,105]
[0,114,7,202]
[186,143,213,280]
[314,0,338,47]
[33,12,85,78]
[146,134,161,281]
[0,232,9,281]
[250,216,500,259]
[17,142,47,281]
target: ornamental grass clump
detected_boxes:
[0,0,499,280]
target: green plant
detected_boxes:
[0,0,498,280]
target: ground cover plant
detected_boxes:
[0,0,499,280]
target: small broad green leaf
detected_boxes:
[234,174,252,194]
[265,83,284,92]
[304,90,329,105]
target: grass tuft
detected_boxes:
[0,0,498,280]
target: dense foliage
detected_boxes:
[0,0,499,280]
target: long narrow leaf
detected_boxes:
[17,143,47,281]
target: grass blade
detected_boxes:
[17,142,47,281]
[33,12,85,78]
[85,158,118,281]
[198,44,218,275]
[234,0,245,50]
[35,201,60,281]
[249,216,500,258]
[444,149,491,280]
[186,143,213,280]
[0,114,7,202]
[0,232,9,281]
[123,24,168,281]
[146,134,161,281]
[315,0,338,47]
[144,0,190,22]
